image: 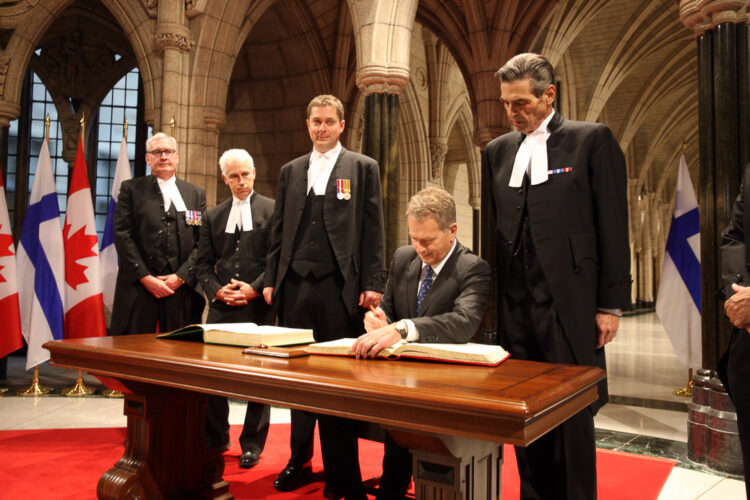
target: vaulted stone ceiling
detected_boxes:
[532,0,697,208]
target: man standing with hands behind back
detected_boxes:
[197,149,274,469]
[483,53,630,499]
[111,132,206,335]
[263,94,386,499]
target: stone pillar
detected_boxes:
[155,0,194,146]
[680,0,750,367]
[350,0,417,261]
[362,91,402,263]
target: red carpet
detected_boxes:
[0,424,675,499]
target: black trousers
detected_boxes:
[115,281,204,334]
[279,269,366,498]
[501,291,597,500]
[724,328,750,499]
[205,396,270,453]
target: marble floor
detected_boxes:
[0,312,746,499]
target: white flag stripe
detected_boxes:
[17,139,65,370]
[101,138,131,311]
[655,154,702,368]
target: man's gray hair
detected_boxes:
[146,132,178,152]
[495,53,555,97]
[406,187,456,231]
[218,149,254,176]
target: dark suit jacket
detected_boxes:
[483,112,630,370]
[111,175,206,334]
[719,162,750,395]
[264,147,386,315]
[380,241,491,343]
[197,192,274,324]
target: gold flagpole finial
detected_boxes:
[169,117,175,137]
[682,139,687,155]
[123,118,128,142]
[45,114,50,143]
[80,113,86,154]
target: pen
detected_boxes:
[369,305,377,314]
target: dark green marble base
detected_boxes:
[595,428,743,479]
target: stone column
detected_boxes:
[361,89,403,264]
[351,0,417,262]
[680,0,750,367]
[155,0,194,147]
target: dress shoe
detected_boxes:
[273,460,312,491]
[239,450,260,469]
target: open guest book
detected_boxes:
[305,338,510,366]
[156,323,314,348]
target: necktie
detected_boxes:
[416,265,434,314]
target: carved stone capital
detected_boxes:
[140,0,158,17]
[155,23,195,52]
[356,65,410,96]
[0,99,20,127]
[202,107,226,131]
[429,138,448,180]
[680,0,748,36]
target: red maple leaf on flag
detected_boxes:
[0,223,13,284]
[63,221,99,290]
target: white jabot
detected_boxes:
[157,175,187,212]
[308,142,342,195]
[508,109,555,188]
[225,194,253,233]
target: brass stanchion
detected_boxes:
[62,370,96,396]
[17,366,52,396]
[102,388,123,398]
[674,368,693,397]
[0,387,8,396]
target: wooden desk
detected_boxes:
[45,334,604,500]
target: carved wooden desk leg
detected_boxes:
[389,430,502,500]
[96,383,232,500]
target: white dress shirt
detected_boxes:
[307,142,342,195]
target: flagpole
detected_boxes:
[17,114,54,397]
[62,114,96,397]
[102,118,127,399]
[672,141,694,398]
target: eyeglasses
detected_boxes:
[147,149,177,158]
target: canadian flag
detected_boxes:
[0,173,23,358]
[63,139,106,338]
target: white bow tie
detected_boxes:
[508,130,548,188]
[226,198,253,233]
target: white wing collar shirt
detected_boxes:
[508,109,556,188]
[308,142,342,195]
[156,175,187,212]
[225,193,254,233]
